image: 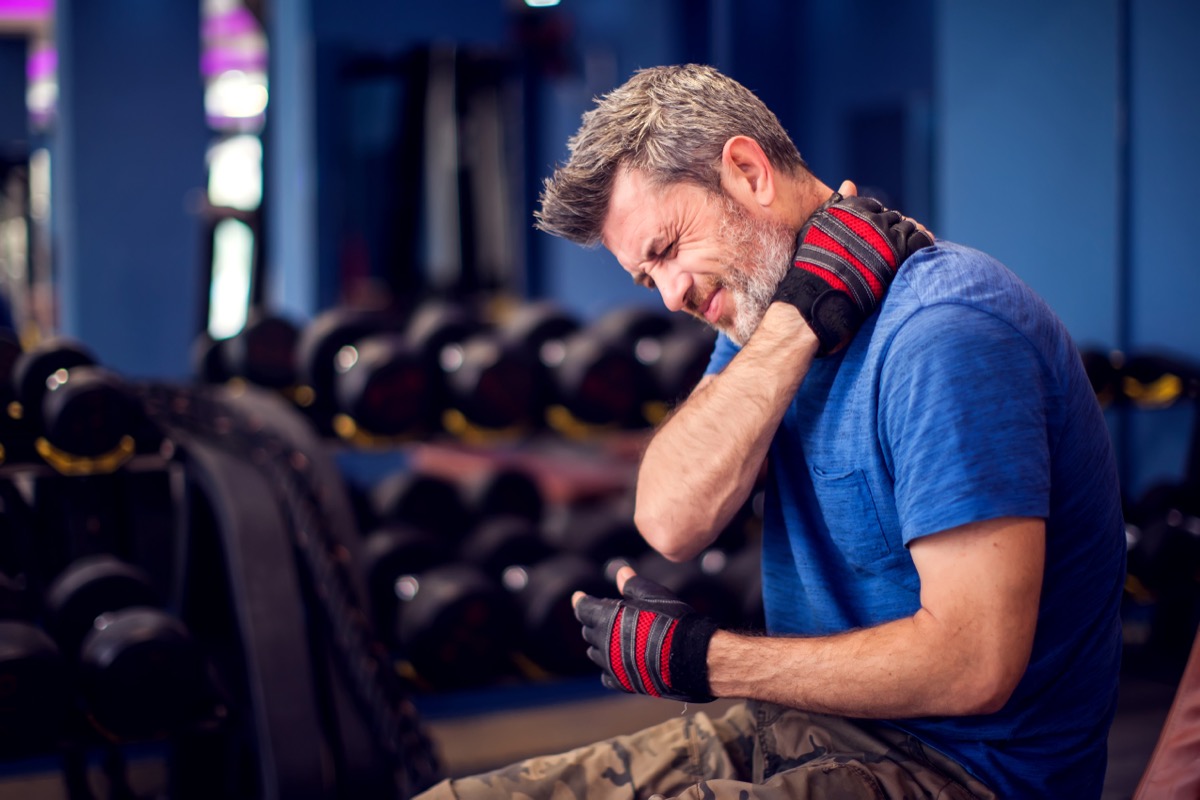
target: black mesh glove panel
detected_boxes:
[773,193,934,356]
[574,574,717,703]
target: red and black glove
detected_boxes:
[773,193,934,356]
[573,574,717,703]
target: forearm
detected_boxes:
[707,615,1005,718]
[635,304,818,560]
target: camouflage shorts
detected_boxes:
[415,700,996,799]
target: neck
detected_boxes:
[779,173,836,233]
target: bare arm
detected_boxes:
[634,303,819,561]
[706,516,1045,716]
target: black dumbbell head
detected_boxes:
[40,365,141,458]
[589,305,674,350]
[45,555,159,655]
[295,307,406,411]
[405,300,483,362]
[396,563,518,690]
[441,334,539,431]
[224,312,300,389]
[79,607,208,741]
[551,332,646,427]
[12,337,97,429]
[191,332,232,385]
[542,500,649,564]
[372,470,470,541]
[648,327,717,407]
[459,515,553,581]
[334,333,436,437]
[460,465,544,526]
[515,553,611,676]
[360,522,454,646]
[0,620,70,752]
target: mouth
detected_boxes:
[701,287,723,324]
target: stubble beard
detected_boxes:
[712,195,797,346]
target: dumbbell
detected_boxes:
[38,366,143,468]
[1079,348,1122,409]
[332,332,437,442]
[44,554,211,741]
[408,300,541,435]
[588,305,676,353]
[508,552,613,677]
[294,307,407,435]
[496,301,583,422]
[11,336,96,433]
[456,464,545,528]
[394,562,520,691]
[0,566,70,755]
[640,321,717,424]
[192,331,232,385]
[1120,353,1198,410]
[544,329,647,434]
[13,340,148,475]
[458,515,554,584]
[542,496,650,570]
[372,468,472,544]
[221,311,302,390]
[359,523,454,650]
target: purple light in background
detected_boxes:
[202,7,258,40]
[200,47,267,77]
[26,45,55,81]
[201,5,266,79]
[0,0,52,18]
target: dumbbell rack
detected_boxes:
[0,380,445,799]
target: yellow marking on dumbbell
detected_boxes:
[35,435,136,476]
[1122,373,1183,409]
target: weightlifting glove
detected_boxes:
[573,574,717,703]
[773,193,933,356]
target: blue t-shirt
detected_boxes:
[706,242,1125,798]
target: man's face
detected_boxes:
[601,168,795,345]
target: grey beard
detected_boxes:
[716,203,796,346]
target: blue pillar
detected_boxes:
[266,0,319,321]
[54,0,207,379]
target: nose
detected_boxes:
[655,266,692,314]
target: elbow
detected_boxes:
[633,506,710,562]
[947,663,1025,716]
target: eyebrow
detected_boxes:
[641,237,665,262]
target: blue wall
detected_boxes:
[938,0,1121,349]
[937,0,1200,498]
[54,0,207,379]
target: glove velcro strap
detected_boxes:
[795,206,899,313]
[666,614,717,701]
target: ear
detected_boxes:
[720,135,776,209]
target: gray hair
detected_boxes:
[534,64,808,246]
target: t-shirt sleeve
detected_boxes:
[704,332,740,375]
[878,303,1053,546]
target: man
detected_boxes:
[418,64,1125,799]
